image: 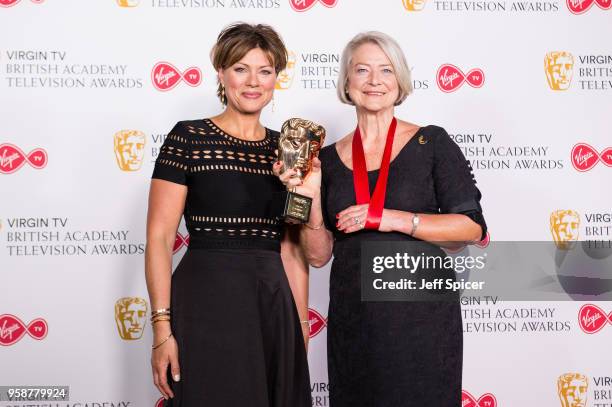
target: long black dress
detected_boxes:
[152,119,311,406]
[319,125,487,407]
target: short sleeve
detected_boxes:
[152,122,190,185]
[431,126,487,240]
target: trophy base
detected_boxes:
[271,190,312,224]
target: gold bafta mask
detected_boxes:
[403,0,427,11]
[114,130,146,171]
[545,52,574,91]
[116,0,139,6]
[558,373,588,407]
[279,118,326,180]
[550,210,580,250]
[115,297,148,340]
[275,51,296,90]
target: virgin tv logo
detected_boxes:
[0,143,48,174]
[578,304,612,334]
[308,308,327,338]
[289,0,338,12]
[566,0,610,14]
[461,390,497,407]
[151,62,202,92]
[570,143,612,172]
[0,314,48,346]
[0,0,44,7]
[436,64,484,92]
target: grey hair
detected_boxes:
[337,31,413,106]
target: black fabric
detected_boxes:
[318,125,487,407]
[153,119,311,406]
[152,119,287,251]
[164,249,311,407]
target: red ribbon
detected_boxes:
[351,117,397,230]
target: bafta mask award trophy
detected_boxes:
[273,118,326,224]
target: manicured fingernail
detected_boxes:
[174,374,180,382]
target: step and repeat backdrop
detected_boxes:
[1,0,611,406]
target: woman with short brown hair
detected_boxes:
[145,22,311,406]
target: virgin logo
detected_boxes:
[0,314,48,346]
[570,143,612,172]
[0,0,44,7]
[151,62,202,92]
[0,143,48,174]
[461,390,497,407]
[173,232,189,254]
[567,0,611,14]
[289,0,338,12]
[578,304,612,334]
[436,64,485,93]
[308,308,328,338]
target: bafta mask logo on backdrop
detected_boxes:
[0,0,44,7]
[275,51,296,90]
[545,52,574,91]
[558,373,588,407]
[566,0,610,13]
[308,308,327,338]
[461,391,497,407]
[578,304,612,334]
[550,210,580,250]
[0,143,48,174]
[151,62,202,92]
[402,0,427,11]
[570,143,612,172]
[0,314,48,346]
[115,297,148,340]
[289,0,338,12]
[114,130,146,171]
[116,0,139,6]
[173,232,190,254]
[436,64,484,92]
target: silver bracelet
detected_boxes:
[410,213,420,236]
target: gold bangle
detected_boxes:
[152,333,173,350]
[152,317,171,324]
[152,307,170,314]
[303,221,324,230]
[300,320,309,325]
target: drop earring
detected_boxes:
[220,85,226,106]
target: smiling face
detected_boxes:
[219,47,277,115]
[346,42,400,113]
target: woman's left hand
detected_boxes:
[336,206,400,233]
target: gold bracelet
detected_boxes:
[303,221,324,230]
[300,320,309,325]
[152,333,173,350]
[152,317,171,324]
[152,307,171,314]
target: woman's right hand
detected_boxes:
[151,331,180,400]
[273,157,322,200]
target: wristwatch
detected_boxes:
[410,213,420,236]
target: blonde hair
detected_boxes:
[337,31,413,106]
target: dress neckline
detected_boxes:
[332,126,425,173]
[204,118,271,147]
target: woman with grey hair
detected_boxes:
[276,31,487,406]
